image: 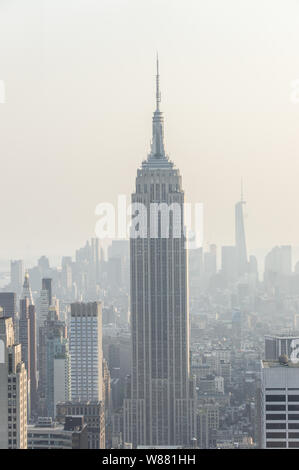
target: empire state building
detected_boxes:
[124,59,196,447]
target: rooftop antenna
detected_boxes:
[156,52,161,110]
[241,177,244,203]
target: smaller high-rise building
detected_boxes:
[10,260,24,296]
[20,273,38,418]
[56,400,105,449]
[0,315,27,449]
[70,302,103,402]
[261,357,299,449]
[221,246,237,283]
[0,293,17,322]
[38,278,53,329]
[38,307,70,418]
[27,416,88,449]
[264,245,292,287]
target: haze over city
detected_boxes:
[1,0,299,261]
[2,0,299,457]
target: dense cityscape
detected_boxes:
[1,57,299,451]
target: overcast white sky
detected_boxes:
[1,0,299,264]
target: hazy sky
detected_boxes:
[1,0,299,263]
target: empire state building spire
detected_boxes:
[149,55,166,160]
[155,53,161,111]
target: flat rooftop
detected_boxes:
[262,360,299,368]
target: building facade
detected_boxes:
[56,400,105,449]
[0,315,27,449]
[70,302,103,402]
[261,358,299,448]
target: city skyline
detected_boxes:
[1,0,299,455]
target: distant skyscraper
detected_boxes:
[21,272,34,306]
[235,186,248,276]
[0,315,27,449]
[19,298,30,378]
[221,246,237,282]
[204,244,217,279]
[38,306,70,418]
[10,260,24,295]
[20,273,38,418]
[42,278,52,306]
[38,278,53,329]
[264,246,292,280]
[70,302,103,401]
[0,292,17,322]
[124,59,196,447]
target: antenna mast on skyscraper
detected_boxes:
[241,177,245,204]
[156,52,161,110]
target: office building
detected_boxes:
[70,302,103,401]
[27,416,88,449]
[0,314,27,449]
[10,260,24,296]
[124,59,196,447]
[0,293,17,322]
[261,356,299,448]
[56,400,105,449]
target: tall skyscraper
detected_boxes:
[20,273,38,418]
[19,298,31,379]
[70,302,103,401]
[0,314,27,449]
[235,185,248,277]
[124,59,196,447]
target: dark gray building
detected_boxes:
[0,293,16,321]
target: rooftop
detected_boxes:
[262,360,299,368]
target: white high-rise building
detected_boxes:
[70,302,102,401]
[261,357,299,449]
[0,313,27,449]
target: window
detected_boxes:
[266,441,286,448]
[266,405,285,411]
[266,395,286,402]
[266,414,286,420]
[266,432,286,439]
